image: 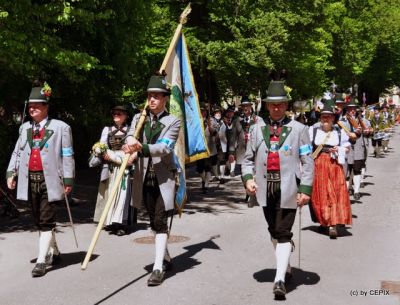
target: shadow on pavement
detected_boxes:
[302,225,353,237]
[94,237,221,305]
[253,267,320,294]
[93,271,151,305]
[30,251,99,271]
[144,236,221,278]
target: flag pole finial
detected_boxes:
[179,3,192,24]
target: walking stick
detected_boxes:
[298,206,302,269]
[59,175,79,248]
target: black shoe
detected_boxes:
[116,229,126,236]
[32,263,47,277]
[329,226,337,239]
[273,280,286,297]
[360,182,365,188]
[348,188,354,196]
[220,178,226,184]
[147,270,165,286]
[354,193,361,200]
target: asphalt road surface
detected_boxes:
[1,129,400,305]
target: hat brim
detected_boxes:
[147,88,171,94]
[240,102,253,106]
[29,99,48,103]
[265,96,290,103]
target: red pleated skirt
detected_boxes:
[311,153,352,226]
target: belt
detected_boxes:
[29,171,44,182]
[266,171,281,181]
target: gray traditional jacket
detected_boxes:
[229,114,262,164]
[6,119,75,202]
[242,117,314,209]
[128,112,181,211]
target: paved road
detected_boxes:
[1,129,400,305]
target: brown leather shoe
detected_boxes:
[147,270,165,286]
[32,263,47,277]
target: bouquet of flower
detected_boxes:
[91,142,108,157]
[41,82,52,98]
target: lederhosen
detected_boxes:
[262,117,296,243]
[142,113,171,233]
[28,120,56,231]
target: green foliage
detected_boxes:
[1,0,400,171]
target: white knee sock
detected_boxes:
[153,233,168,271]
[212,165,218,177]
[274,242,292,283]
[361,168,366,182]
[219,165,226,179]
[37,231,52,264]
[353,174,361,194]
[46,230,60,264]
[205,172,211,188]
[230,161,236,174]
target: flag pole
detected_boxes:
[159,3,191,73]
[81,3,192,271]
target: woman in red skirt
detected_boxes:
[309,101,352,239]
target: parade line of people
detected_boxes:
[5,75,398,300]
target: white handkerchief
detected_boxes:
[338,146,346,165]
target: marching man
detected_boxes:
[123,73,180,286]
[6,81,75,277]
[242,80,314,299]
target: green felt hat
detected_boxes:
[240,96,252,106]
[334,93,346,104]
[320,99,336,114]
[265,81,291,103]
[147,75,170,95]
[29,82,51,103]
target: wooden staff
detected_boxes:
[81,4,192,271]
[311,131,331,159]
[337,121,357,140]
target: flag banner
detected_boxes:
[164,32,209,214]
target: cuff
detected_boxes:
[142,144,150,157]
[63,178,74,186]
[242,174,253,183]
[298,184,312,196]
[6,171,15,179]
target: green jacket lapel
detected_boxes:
[261,126,270,149]
[144,119,151,142]
[150,121,165,143]
[39,120,53,149]
[27,128,33,148]
[279,125,292,147]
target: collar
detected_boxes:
[32,117,48,129]
[267,116,288,127]
[150,110,166,121]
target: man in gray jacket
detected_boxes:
[123,74,180,286]
[6,81,75,277]
[242,80,314,299]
